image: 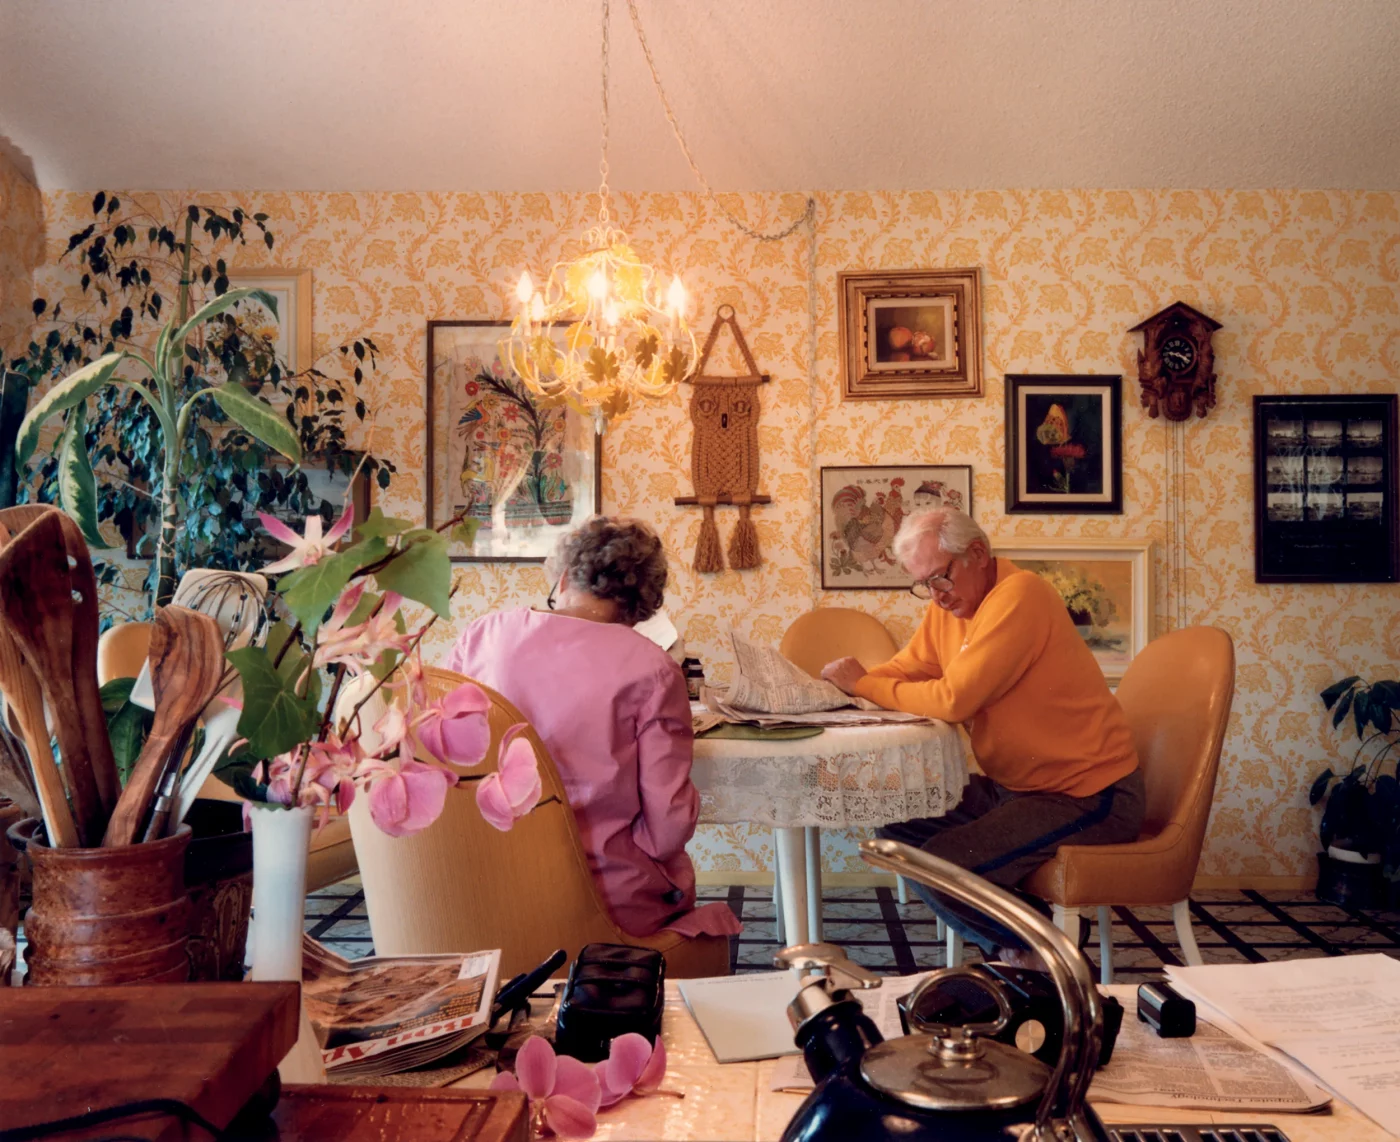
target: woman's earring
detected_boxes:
[546,583,557,611]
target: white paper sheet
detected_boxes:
[678,971,802,1063]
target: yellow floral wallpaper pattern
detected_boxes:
[0,150,43,369]
[17,185,1400,883]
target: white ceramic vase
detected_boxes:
[249,801,326,1084]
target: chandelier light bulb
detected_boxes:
[666,274,687,315]
[529,292,547,322]
[515,271,535,306]
[587,269,609,301]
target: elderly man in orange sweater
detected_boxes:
[822,507,1143,964]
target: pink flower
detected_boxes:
[363,742,458,837]
[595,1033,667,1108]
[475,723,542,831]
[490,1036,600,1139]
[258,501,355,574]
[313,586,413,674]
[415,682,492,767]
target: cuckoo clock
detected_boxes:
[1129,302,1222,421]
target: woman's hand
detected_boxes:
[821,656,867,695]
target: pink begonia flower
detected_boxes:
[303,733,364,819]
[363,741,458,837]
[415,681,492,767]
[475,723,542,831]
[313,587,413,674]
[258,501,355,574]
[490,1036,600,1139]
[595,1033,667,1108]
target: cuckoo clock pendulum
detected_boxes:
[674,305,772,572]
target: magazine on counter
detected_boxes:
[301,934,501,1078]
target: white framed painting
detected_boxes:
[993,537,1152,682]
[226,268,313,375]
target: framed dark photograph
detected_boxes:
[821,464,973,588]
[1254,394,1398,582]
[837,268,983,401]
[1005,375,1122,514]
[426,320,602,563]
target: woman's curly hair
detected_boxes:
[549,516,668,626]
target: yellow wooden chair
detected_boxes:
[347,666,732,979]
[778,606,899,679]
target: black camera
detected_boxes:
[897,963,1122,1067]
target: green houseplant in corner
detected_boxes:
[1309,674,1400,908]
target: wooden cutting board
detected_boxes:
[269,1086,529,1142]
[0,980,298,1140]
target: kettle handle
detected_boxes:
[860,838,1104,1142]
[903,965,1014,1040]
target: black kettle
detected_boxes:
[777,838,1110,1142]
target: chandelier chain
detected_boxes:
[623,0,813,242]
[598,0,613,226]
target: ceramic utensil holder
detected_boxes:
[10,816,192,986]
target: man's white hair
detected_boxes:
[892,507,991,567]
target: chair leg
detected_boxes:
[896,875,908,906]
[1052,904,1082,950]
[1173,899,1203,965]
[946,928,963,967]
[1097,905,1113,986]
[935,916,946,940]
[773,844,785,947]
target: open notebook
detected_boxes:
[677,971,803,1063]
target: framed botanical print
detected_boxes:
[1253,394,1398,582]
[1005,374,1122,514]
[837,268,983,400]
[426,321,601,563]
[995,538,1152,683]
[821,464,973,588]
[226,268,313,375]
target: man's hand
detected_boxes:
[821,656,867,695]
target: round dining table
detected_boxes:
[690,718,970,947]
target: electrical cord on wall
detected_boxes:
[0,1098,226,1142]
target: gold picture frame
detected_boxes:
[838,267,983,401]
[993,537,1152,683]
[226,268,313,375]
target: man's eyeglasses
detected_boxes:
[909,563,957,600]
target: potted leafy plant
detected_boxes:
[1309,674,1400,908]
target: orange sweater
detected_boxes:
[853,558,1138,797]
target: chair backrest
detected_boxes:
[779,607,899,679]
[1115,626,1235,851]
[96,621,152,686]
[347,666,637,976]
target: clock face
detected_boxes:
[1161,336,1196,374]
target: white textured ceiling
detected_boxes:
[3,0,1400,192]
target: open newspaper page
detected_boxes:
[302,935,501,1078]
[710,633,931,725]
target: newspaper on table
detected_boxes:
[707,633,932,727]
[301,934,501,1079]
[1166,954,1400,1135]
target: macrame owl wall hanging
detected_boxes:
[674,305,771,572]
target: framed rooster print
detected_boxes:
[821,464,973,589]
[426,320,601,563]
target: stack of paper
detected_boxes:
[1167,953,1400,1135]
[678,971,803,1063]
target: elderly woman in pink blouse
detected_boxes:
[446,516,741,941]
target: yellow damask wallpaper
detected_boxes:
[19,186,1400,883]
[0,150,42,368]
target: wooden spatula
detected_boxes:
[103,605,225,847]
[0,510,105,844]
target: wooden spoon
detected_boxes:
[0,517,79,848]
[0,511,105,844]
[103,605,224,847]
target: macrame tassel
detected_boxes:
[694,503,724,573]
[727,500,760,570]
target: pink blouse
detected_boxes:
[445,608,741,940]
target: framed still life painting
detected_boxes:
[821,464,973,588]
[1253,394,1398,582]
[995,538,1151,683]
[1005,374,1122,514]
[837,268,983,401]
[426,320,602,562]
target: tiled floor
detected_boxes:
[307,878,1400,979]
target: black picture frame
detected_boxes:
[1253,394,1398,583]
[1005,375,1122,514]
[425,320,603,564]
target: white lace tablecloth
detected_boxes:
[692,721,970,829]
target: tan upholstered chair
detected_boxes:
[779,607,899,679]
[1022,625,1236,984]
[348,667,731,980]
[95,621,357,892]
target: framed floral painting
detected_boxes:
[226,268,313,375]
[994,538,1151,682]
[426,320,601,562]
[821,464,973,588]
[1005,375,1122,514]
